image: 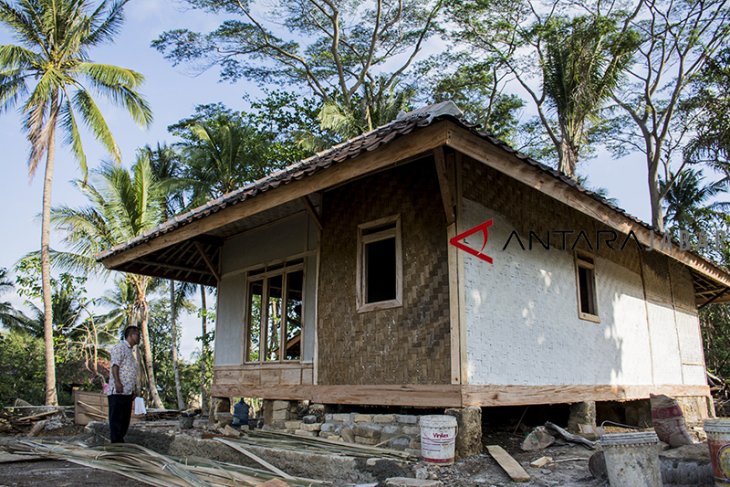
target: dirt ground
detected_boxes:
[0,426,606,486]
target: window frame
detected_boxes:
[574,251,600,323]
[244,261,305,364]
[356,215,403,313]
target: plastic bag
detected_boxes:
[133,396,147,415]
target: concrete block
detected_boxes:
[374,414,396,424]
[272,400,290,411]
[341,427,355,443]
[325,413,333,421]
[332,413,350,423]
[396,415,418,424]
[272,410,289,421]
[445,406,482,458]
[354,414,373,423]
[568,401,596,433]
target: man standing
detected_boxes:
[107,326,140,443]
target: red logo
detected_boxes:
[450,219,494,264]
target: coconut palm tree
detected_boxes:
[0,0,152,405]
[541,14,639,178]
[52,154,166,408]
[661,169,728,236]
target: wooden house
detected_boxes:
[98,102,730,417]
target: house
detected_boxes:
[98,102,729,436]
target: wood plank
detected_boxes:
[455,155,468,387]
[102,123,450,269]
[302,196,323,231]
[447,223,461,386]
[445,122,730,288]
[194,241,221,282]
[462,384,711,407]
[279,368,302,385]
[433,147,455,225]
[486,445,530,482]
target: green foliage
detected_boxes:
[153,0,443,139]
[0,267,25,329]
[0,330,46,406]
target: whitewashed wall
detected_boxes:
[462,197,704,387]
[215,212,319,366]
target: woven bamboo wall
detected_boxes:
[317,159,451,385]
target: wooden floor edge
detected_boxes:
[210,383,710,407]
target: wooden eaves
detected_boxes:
[96,116,730,304]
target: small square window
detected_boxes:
[357,216,402,312]
[575,253,599,322]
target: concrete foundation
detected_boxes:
[444,407,482,458]
[567,401,596,433]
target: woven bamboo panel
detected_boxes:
[669,260,698,312]
[641,250,673,305]
[317,160,451,385]
[461,158,642,274]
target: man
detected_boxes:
[107,326,140,443]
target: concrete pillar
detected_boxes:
[568,401,596,433]
[263,399,295,428]
[444,406,482,458]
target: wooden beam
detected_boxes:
[194,241,221,282]
[301,195,323,231]
[135,259,212,277]
[447,223,461,385]
[433,147,455,225]
[486,446,530,482]
[461,384,711,407]
[444,122,730,288]
[102,122,450,269]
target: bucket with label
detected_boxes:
[420,415,457,464]
[600,431,662,487]
[704,418,730,486]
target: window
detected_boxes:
[575,253,599,322]
[357,216,402,312]
[246,262,303,362]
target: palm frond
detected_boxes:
[86,0,129,46]
[73,88,121,162]
[0,71,28,112]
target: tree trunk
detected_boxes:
[648,154,665,233]
[136,283,164,409]
[170,280,185,410]
[41,103,59,406]
[200,285,209,415]
[558,139,578,179]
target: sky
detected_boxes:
[0,0,652,360]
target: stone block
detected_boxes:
[374,414,396,424]
[272,400,290,412]
[272,410,289,421]
[284,421,302,430]
[354,414,373,423]
[396,414,418,424]
[521,426,555,451]
[388,437,411,450]
[325,413,333,421]
[403,426,420,436]
[354,423,382,439]
[332,413,350,423]
[381,424,403,439]
[409,438,421,449]
[341,426,355,443]
[294,429,319,437]
[299,422,322,432]
[303,415,319,424]
[445,406,482,458]
[355,436,380,445]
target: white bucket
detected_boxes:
[704,418,730,486]
[420,415,457,464]
[600,432,662,487]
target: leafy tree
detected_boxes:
[0,330,45,406]
[51,154,166,408]
[0,0,152,405]
[153,0,443,135]
[607,0,730,232]
[448,0,639,177]
[420,55,524,142]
